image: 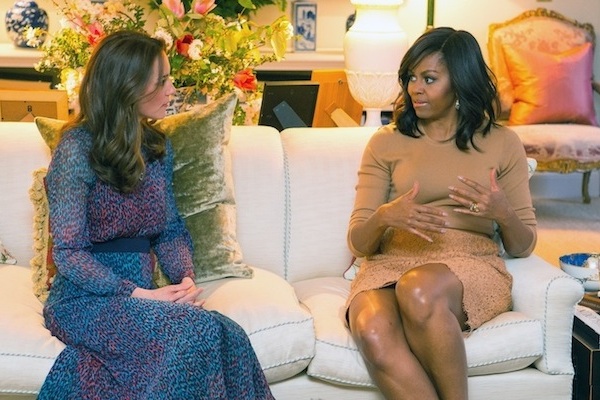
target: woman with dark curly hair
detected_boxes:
[345,27,536,400]
[39,30,273,399]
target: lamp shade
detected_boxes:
[344,0,408,126]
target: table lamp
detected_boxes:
[343,0,408,126]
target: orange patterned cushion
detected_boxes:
[503,42,597,126]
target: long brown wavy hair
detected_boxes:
[63,30,168,193]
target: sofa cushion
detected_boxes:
[228,126,288,278]
[293,276,543,387]
[34,93,251,283]
[34,116,65,151]
[510,124,600,167]
[0,123,52,266]
[200,267,315,383]
[279,127,378,283]
[503,42,597,126]
[156,94,252,282]
[29,168,55,303]
[0,264,65,395]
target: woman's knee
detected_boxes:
[349,292,404,367]
[396,265,463,326]
[351,314,401,367]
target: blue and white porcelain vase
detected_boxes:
[5,1,48,48]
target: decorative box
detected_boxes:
[572,305,600,400]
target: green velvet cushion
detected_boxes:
[34,92,251,285]
[156,94,252,282]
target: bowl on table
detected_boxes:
[559,253,600,291]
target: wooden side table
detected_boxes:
[572,295,600,400]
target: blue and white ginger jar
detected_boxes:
[5,1,48,48]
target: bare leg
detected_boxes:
[396,263,468,400]
[348,288,439,400]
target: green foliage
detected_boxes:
[213,0,287,19]
[154,0,288,19]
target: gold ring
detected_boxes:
[469,202,480,213]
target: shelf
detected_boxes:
[0,42,345,72]
[257,50,345,71]
[0,43,42,68]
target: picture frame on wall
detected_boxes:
[293,2,317,52]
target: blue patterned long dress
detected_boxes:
[38,127,273,400]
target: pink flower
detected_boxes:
[86,22,104,46]
[176,34,194,57]
[192,0,216,15]
[233,69,257,91]
[163,0,185,18]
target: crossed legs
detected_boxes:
[348,263,468,400]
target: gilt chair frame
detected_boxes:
[488,8,600,203]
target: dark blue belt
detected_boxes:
[91,237,151,253]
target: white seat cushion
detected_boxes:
[201,267,315,383]
[0,264,317,394]
[294,277,543,387]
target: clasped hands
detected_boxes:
[132,276,205,307]
[381,168,510,243]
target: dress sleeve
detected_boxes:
[151,140,195,283]
[47,129,137,296]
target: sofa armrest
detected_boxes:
[506,254,584,375]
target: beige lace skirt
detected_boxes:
[345,229,512,330]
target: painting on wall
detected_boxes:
[293,2,317,51]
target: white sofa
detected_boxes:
[0,122,584,399]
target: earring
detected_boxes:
[455,99,460,110]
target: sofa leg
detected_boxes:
[581,171,591,204]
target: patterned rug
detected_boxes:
[532,197,600,268]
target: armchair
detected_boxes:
[488,8,600,203]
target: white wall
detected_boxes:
[2,0,599,199]
[254,0,600,200]
[2,0,598,70]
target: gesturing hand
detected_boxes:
[132,276,205,307]
[379,181,448,243]
[448,168,511,222]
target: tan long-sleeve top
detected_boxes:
[348,124,537,256]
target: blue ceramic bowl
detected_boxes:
[559,253,600,291]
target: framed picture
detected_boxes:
[293,2,317,52]
[0,90,69,121]
[258,81,320,131]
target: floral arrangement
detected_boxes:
[190,0,288,20]
[26,0,293,124]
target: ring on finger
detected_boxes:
[469,202,480,213]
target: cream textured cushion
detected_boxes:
[294,277,543,387]
[280,127,378,282]
[28,168,55,303]
[200,267,315,383]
